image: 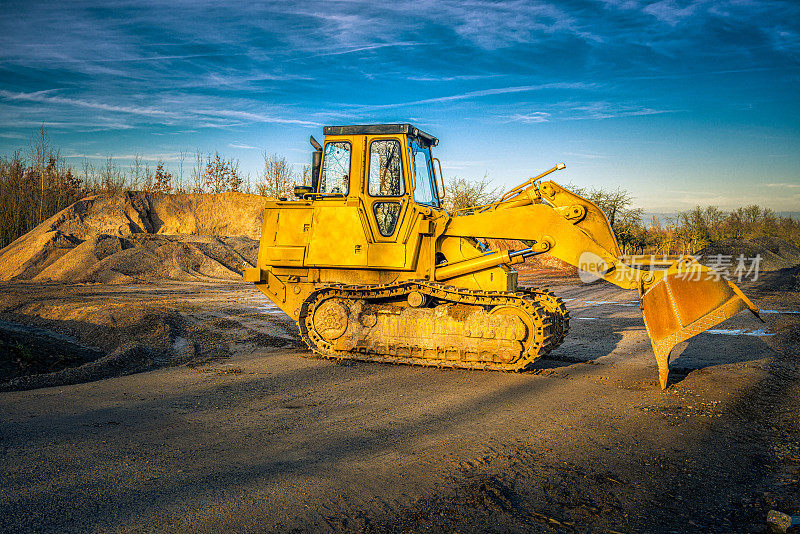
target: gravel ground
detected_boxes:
[0,275,798,533]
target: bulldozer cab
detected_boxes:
[313,124,442,218]
[285,124,444,270]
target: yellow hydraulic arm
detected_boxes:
[439,165,761,388]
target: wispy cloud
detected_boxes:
[563,102,678,120]
[428,1,601,49]
[406,74,504,82]
[0,53,244,65]
[0,89,322,128]
[0,89,177,118]
[342,83,594,111]
[506,112,551,123]
[229,142,259,150]
[187,71,314,89]
[642,0,703,26]
[205,110,320,127]
[766,183,800,188]
[291,42,421,61]
[501,101,677,123]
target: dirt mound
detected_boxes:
[755,265,800,292]
[0,305,196,391]
[0,283,302,391]
[698,237,800,273]
[29,234,259,284]
[0,191,266,283]
[0,321,105,384]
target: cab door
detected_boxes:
[362,135,413,267]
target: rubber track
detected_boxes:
[298,280,560,371]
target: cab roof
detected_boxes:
[322,124,438,147]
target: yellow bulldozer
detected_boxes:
[244,124,760,388]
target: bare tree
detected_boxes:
[570,186,635,229]
[442,174,498,212]
[177,150,187,193]
[256,152,297,198]
[191,150,205,193]
[99,157,125,193]
[141,162,152,192]
[81,159,95,190]
[203,152,242,194]
[154,160,173,193]
[130,154,143,191]
[29,126,51,225]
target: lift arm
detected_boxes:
[440,176,760,389]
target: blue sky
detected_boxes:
[1,0,798,212]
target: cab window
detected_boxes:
[373,202,401,236]
[368,140,404,196]
[409,138,439,207]
[320,141,351,195]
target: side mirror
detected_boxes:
[310,136,322,193]
[310,150,321,191]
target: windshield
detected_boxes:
[408,138,439,207]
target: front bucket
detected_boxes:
[639,257,761,389]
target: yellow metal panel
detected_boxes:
[254,274,310,320]
[367,242,406,268]
[305,206,368,267]
[267,270,286,302]
[417,218,433,235]
[274,206,312,246]
[242,267,263,283]
[261,209,279,244]
[266,246,305,266]
[258,205,312,270]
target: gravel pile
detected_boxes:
[0,191,266,283]
[698,236,800,273]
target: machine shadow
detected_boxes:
[375,334,794,532]
[526,315,632,372]
[0,355,602,532]
[665,311,780,386]
[617,334,793,529]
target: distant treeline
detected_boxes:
[440,174,800,255]
[1,127,798,252]
[0,128,308,248]
[625,205,800,255]
[569,187,800,255]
